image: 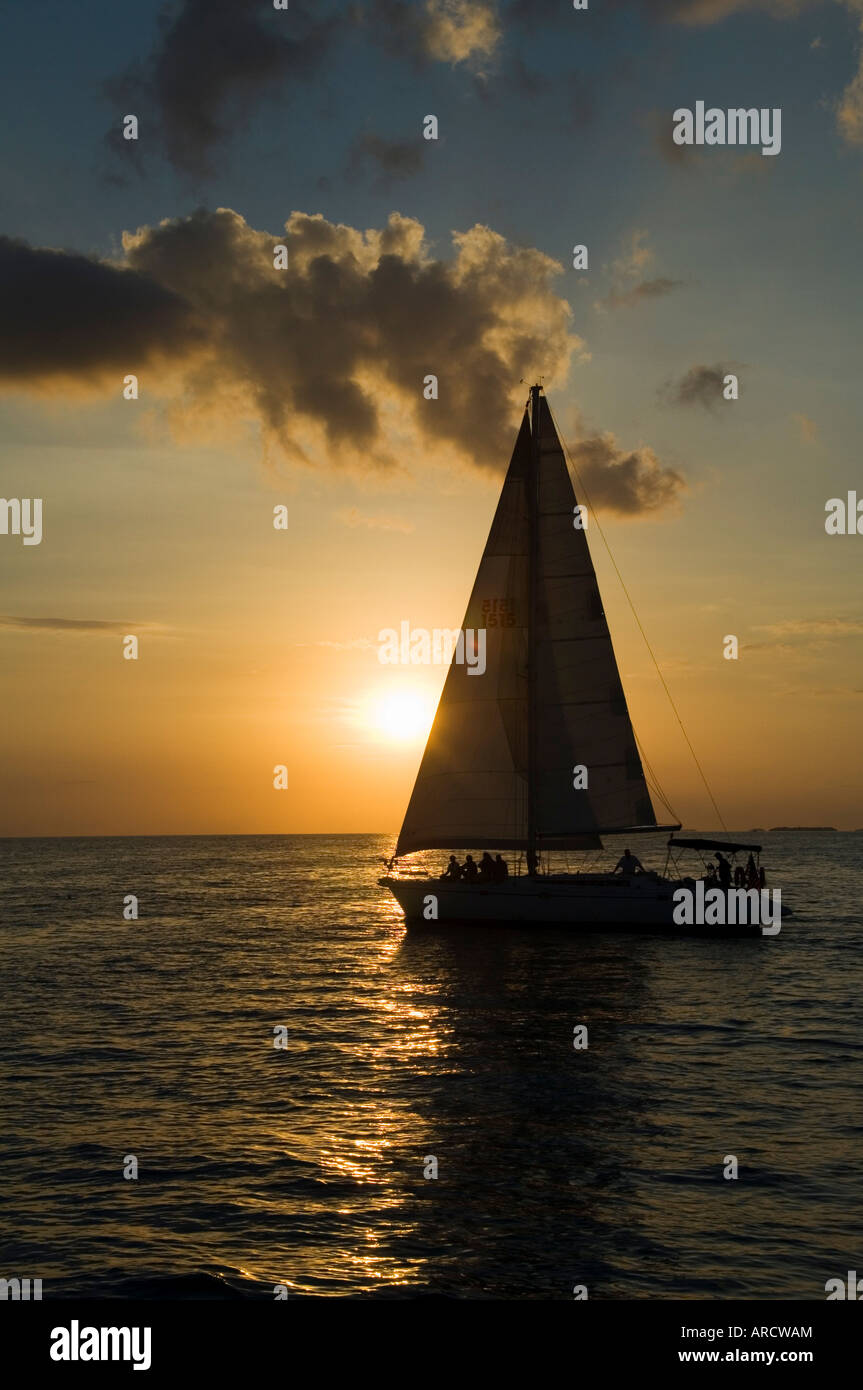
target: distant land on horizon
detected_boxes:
[767,827,839,833]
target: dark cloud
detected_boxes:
[1,208,581,472]
[597,277,684,310]
[1,208,683,513]
[123,206,579,467]
[570,431,686,516]
[347,133,425,189]
[103,2,502,178]
[104,0,340,175]
[660,363,741,410]
[100,0,862,181]
[0,235,203,386]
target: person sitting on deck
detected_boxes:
[494,854,509,881]
[715,851,732,890]
[462,854,478,881]
[441,855,460,881]
[479,852,496,882]
[613,847,644,876]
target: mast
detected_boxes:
[527,383,540,873]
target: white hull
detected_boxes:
[380,874,775,936]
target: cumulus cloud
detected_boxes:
[0,208,686,512]
[659,363,741,410]
[0,207,584,474]
[568,426,686,516]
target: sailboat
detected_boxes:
[379,386,784,935]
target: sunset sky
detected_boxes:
[2,0,862,836]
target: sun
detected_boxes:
[369,688,436,741]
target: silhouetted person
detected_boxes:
[494,854,508,881]
[441,855,460,881]
[614,847,644,875]
[527,848,538,877]
[715,851,732,889]
[745,853,759,889]
[734,864,746,888]
[479,852,495,882]
[462,854,478,882]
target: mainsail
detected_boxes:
[395,388,663,857]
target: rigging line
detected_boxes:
[633,726,679,821]
[546,398,728,834]
[636,736,680,823]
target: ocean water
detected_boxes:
[1,830,861,1300]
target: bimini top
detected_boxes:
[668,836,762,855]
